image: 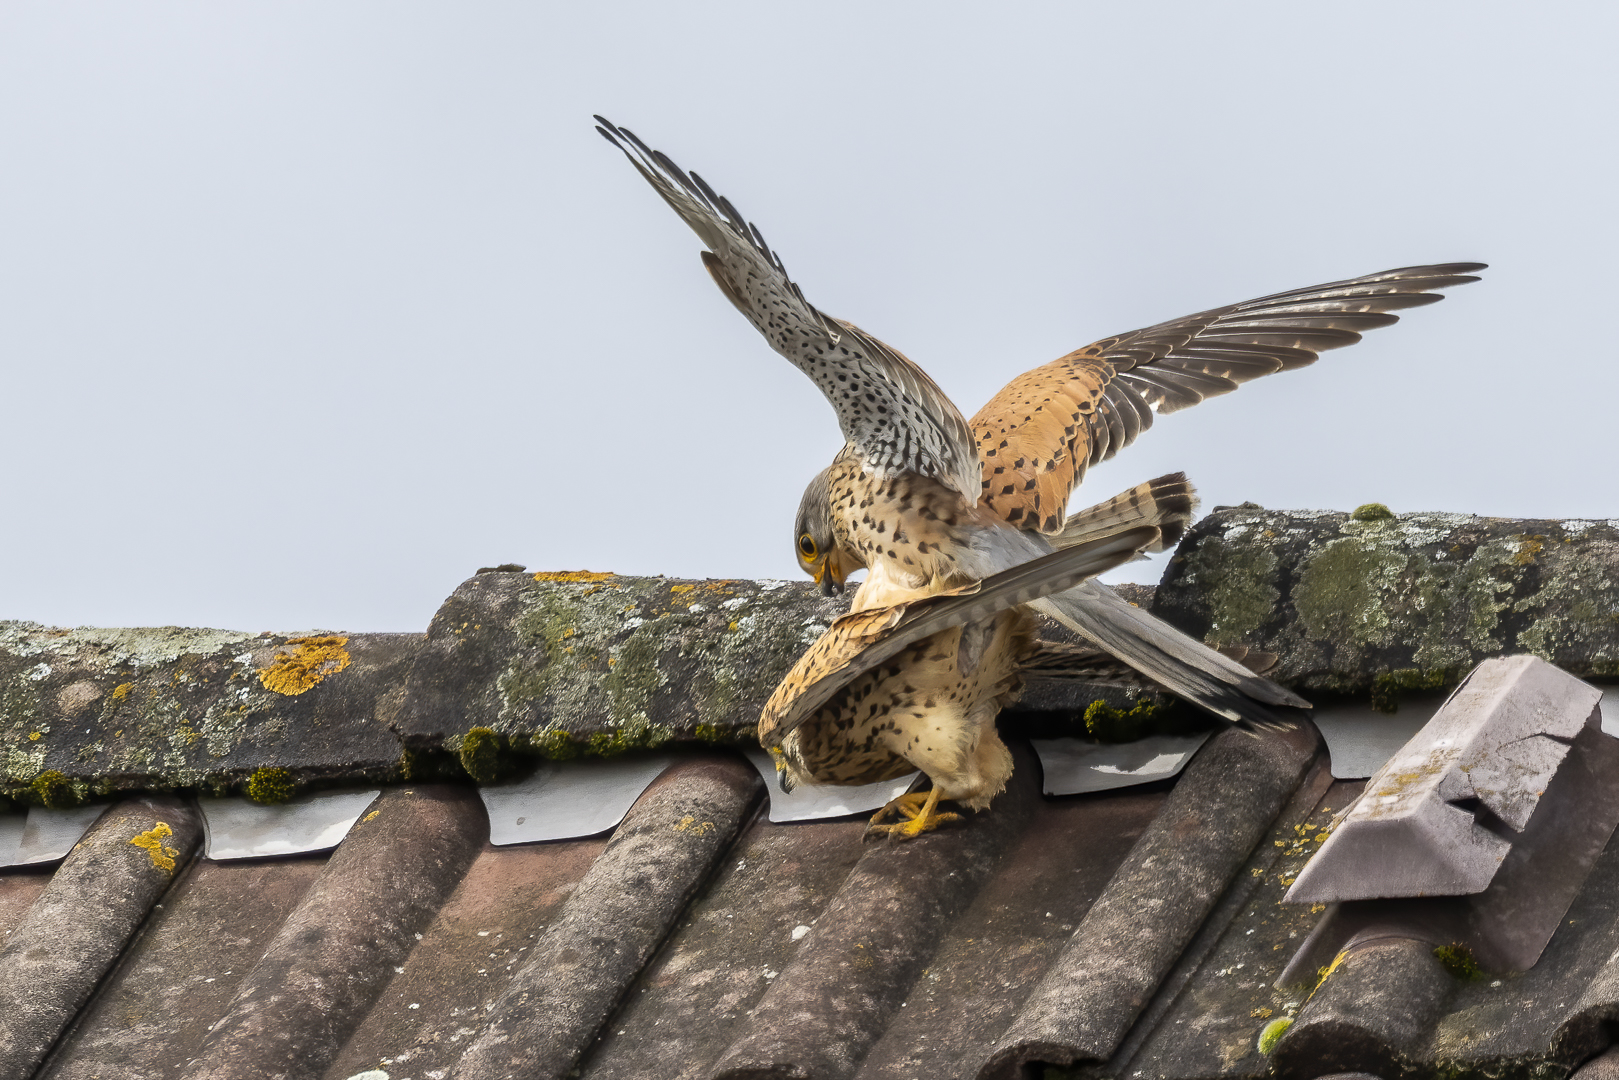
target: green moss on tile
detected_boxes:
[1176,530,1281,641]
[245,766,296,805]
[1370,668,1457,714]
[693,722,743,745]
[1257,1016,1293,1055]
[1084,698,1170,743]
[1514,549,1619,669]
[1433,942,1485,981]
[1350,502,1395,522]
[519,729,582,761]
[460,726,503,784]
[587,724,675,757]
[1294,538,1406,648]
[29,769,80,808]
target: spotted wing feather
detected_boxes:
[596,117,980,502]
[971,263,1485,533]
[758,525,1160,743]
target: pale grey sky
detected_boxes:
[3,2,1614,632]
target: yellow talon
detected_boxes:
[865,787,960,840]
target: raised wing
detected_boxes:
[595,117,980,503]
[972,263,1486,532]
[758,525,1159,744]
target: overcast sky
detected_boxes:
[3,2,1614,632]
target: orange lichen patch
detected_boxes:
[130,822,181,872]
[674,814,715,836]
[257,636,352,696]
[532,570,616,584]
[1514,534,1544,566]
[109,682,134,703]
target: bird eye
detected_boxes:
[798,534,817,559]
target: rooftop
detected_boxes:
[2,505,1618,1080]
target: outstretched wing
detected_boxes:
[758,525,1160,744]
[972,263,1486,532]
[596,117,980,503]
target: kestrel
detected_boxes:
[760,523,1164,838]
[595,116,1481,828]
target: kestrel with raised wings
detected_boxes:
[595,116,1482,830]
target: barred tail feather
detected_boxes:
[1029,581,1309,731]
[1053,473,1200,554]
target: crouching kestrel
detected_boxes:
[760,523,1163,837]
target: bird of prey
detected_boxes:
[760,523,1163,837]
[595,116,1482,828]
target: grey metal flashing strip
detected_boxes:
[479,753,678,842]
[0,795,201,1080]
[1311,700,1437,779]
[198,788,382,860]
[979,721,1321,1078]
[455,757,762,1080]
[4,804,111,867]
[741,748,918,822]
[1031,731,1211,794]
[1269,936,1456,1078]
[180,785,486,1080]
[708,742,1044,1080]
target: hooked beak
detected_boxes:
[816,556,847,597]
[772,753,795,794]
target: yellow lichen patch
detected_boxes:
[257,636,352,696]
[109,682,134,703]
[532,570,616,584]
[674,814,714,836]
[669,584,697,595]
[363,810,380,823]
[130,822,181,872]
[28,732,42,742]
[1311,949,1350,996]
[1514,534,1544,566]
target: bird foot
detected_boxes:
[864,788,960,841]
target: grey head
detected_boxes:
[793,466,857,596]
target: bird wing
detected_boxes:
[758,525,1160,745]
[971,263,1486,532]
[596,117,980,503]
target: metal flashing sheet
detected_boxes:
[742,749,919,822]
[8,805,110,866]
[199,788,382,861]
[0,810,26,866]
[1312,700,1440,779]
[479,755,678,844]
[1031,732,1213,795]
